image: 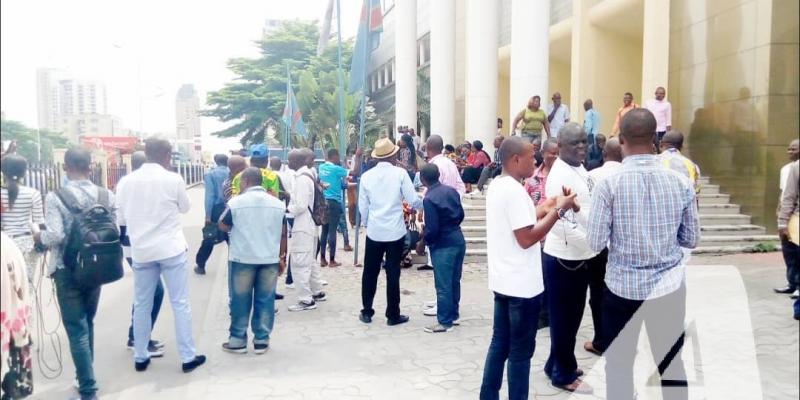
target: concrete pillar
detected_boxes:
[641,0,670,100]
[394,0,418,132]
[569,0,593,124]
[430,0,456,145]
[510,0,550,135]
[465,0,499,152]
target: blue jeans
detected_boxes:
[337,203,350,246]
[229,261,279,347]
[430,235,466,326]
[132,252,197,363]
[480,292,541,400]
[53,268,101,396]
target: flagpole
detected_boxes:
[336,0,346,159]
[285,63,291,159]
[353,0,370,266]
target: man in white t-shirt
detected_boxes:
[480,136,577,400]
[540,123,599,395]
[546,92,570,139]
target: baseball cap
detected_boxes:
[249,143,268,158]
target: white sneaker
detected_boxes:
[320,280,329,286]
[792,289,799,299]
[423,306,437,316]
[424,300,436,308]
[288,300,317,311]
[285,283,295,289]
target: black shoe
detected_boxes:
[253,343,269,355]
[359,312,372,324]
[135,358,150,372]
[194,266,206,275]
[312,291,327,302]
[387,315,410,326]
[275,293,284,300]
[416,265,434,271]
[182,355,206,373]
[774,286,795,294]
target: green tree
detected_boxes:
[204,21,382,151]
[1,117,68,163]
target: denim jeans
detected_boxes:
[229,261,279,346]
[604,285,687,400]
[126,257,164,343]
[132,252,197,363]
[53,268,101,396]
[430,235,466,326]
[318,199,343,261]
[479,292,541,400]
[781,237,799,290]
[337,203,350,247]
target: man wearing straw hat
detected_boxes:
[357,138,423,326]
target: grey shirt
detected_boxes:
[778,161,799,229]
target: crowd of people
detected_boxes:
[0,84,798,400]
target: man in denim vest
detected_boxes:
[219,167,287,353]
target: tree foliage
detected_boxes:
[204,20,383,152]
[1,117,68,163]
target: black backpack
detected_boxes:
[300,172,328,226]
[56,186,124,287]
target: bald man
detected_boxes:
[546,92,570,139]
[775,139,800,296]
[224,155,247,203]
[645,87,673,146]
[658,130,701,194]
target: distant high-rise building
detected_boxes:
[175,84,201,161]
[36,68,111,139]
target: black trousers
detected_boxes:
[780,236,799,290]
[604,285,687,400]
[195,203,228,268]
[361,236,404,320]
[588,248,609,350]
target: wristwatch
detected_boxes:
[555,207,568,219]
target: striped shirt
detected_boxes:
[587,154,700,300]
[1,186,44,237]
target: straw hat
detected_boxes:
[371,138,399,159]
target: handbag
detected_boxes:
[202,222,219,241]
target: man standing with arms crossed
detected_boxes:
[588,109,699,400]
[117,137,206,373]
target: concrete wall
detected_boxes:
[669,0,799,229]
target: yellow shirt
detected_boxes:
[230,168,281,197]
[611,103,639,136]
[520,108,546,133]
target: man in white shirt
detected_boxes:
[583,136,622,357]
[286,149,326,311]
[546,92,570,139]
[644,87,672,146]
[480,136,577,400]
[117,137,206,374]
[358,138,422,326]
[542,123,600,394]
[775,139,799,295]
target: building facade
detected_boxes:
[175,84,202,162]
[367,0,798,230]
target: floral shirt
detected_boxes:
[397,147,416,173]
[524,167,549,206]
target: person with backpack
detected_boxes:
[35,148,119,400]
[286,149,327,311]
[116,137,206,374]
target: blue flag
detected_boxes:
[283,69,307,138]
[348,0,383,93]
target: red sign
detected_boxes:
[81,136,139,154]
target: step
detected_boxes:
[698,234,779,247]
[699,184,719,194]
[698,214,751,225]
[698,203,740,214]
[699,224,767,236]
[464,205,486,218]
[697,193,730,206]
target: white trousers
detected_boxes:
[290,251,322,303]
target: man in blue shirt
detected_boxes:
[583,99,601,144]
[194,154,229,275]
[317,148,357,267]
[420,164,465,333]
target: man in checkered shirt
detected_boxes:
[587,108,700,400]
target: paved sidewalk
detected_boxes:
[29,187,798,399]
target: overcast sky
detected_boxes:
[1,0,360,153]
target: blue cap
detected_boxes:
[249,143,268,159]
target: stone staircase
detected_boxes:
[457,176,780,264]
